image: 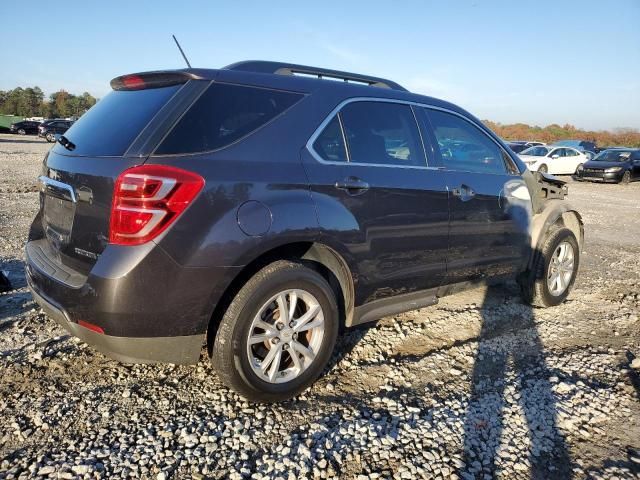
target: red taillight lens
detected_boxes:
[109,165,204,246]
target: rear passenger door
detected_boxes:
[303,100,450,306]
[422,108,531,284]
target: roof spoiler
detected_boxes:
[224,60,407,91]
[110,71,204,91]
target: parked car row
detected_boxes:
[9,118,74,142]
[510,141,639,184]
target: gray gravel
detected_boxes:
[1,133,639,479]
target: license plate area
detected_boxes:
[40,176,77,250]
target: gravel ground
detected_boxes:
[0,133,639,480]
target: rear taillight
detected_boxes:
[109,165,204,246]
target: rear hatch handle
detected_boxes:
[38,176,76,203]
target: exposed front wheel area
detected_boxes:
[211,260,338,402]
[520,227,580,307]
[547,241,575,296]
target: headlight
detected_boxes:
[605,167,623,173]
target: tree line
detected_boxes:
[0,86,97,119]
[483,120,640,148]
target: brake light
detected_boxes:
[110,165,204,246]
[121,75,146,90]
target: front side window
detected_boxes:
[426,109,508,174]
[521,146,551,156]
[549,148,564,158]
[313,116,347,162]
[339,101,425,167]
[156,83,303,155]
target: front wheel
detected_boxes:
[575,163,583,175]
[538,164,548,174]
[621,171,631,185]
[520,227,579,307]
[211,260,339,402]
[45,133,55,142]
[17,128,26,135]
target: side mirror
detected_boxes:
[551,155,560,159]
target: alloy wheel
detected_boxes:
[547,241,575,296]
[247,289,325,384]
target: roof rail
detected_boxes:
[224,60,407,92]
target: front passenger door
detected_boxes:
[423,108,531,284]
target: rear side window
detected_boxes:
[155,83,303,155]
[313,116,347,162]
[340,102,425,167]
[426,109,508,174]
[55,85,180,156]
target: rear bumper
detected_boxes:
[25,239,240,364]
[28,285,203,364]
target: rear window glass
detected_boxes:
[155,83,303,155]
[53,85,180,157]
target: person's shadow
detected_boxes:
[459,196,573,479]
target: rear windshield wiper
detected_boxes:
[57,135,76,152]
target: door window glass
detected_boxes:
[340,101,425,167]
[426,109,508,174]
[312,116,347,162]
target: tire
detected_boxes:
[17,128,26,135]
[211,260,339,402]
[45,133,55,143]
[575,163,583,175]
[538,164,548,174]
[520,227,579,308]
[621,171,631,185]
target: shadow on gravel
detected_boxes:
[460,284,572,479]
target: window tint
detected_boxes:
[156,83,303,155]
[426,109,507,174]
[313,116,347,162]
[55,85,180,156]
[340,102,425,167]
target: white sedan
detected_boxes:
[519,146,589,175]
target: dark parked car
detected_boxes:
[25,61,584,401]
[576,148,640,184]
[9,120,41,135]
[38,119,73,142]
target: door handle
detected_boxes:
[451,184,476,201]
[335,177,370,195]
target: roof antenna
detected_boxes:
[172,34,192,68]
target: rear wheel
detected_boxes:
[621,171,631,185]
[211,260,339,402]
[520,227,579,307]
[538,164,548,174]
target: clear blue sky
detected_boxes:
[3,0,639,130]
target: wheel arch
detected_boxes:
[205,241,355,355]
[529,199,584,271]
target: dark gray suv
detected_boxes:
[26,61,583,401]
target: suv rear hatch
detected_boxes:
[35,73,208,276]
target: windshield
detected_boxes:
[53,85,180,156]
[521,146,551,156]
[593,150,633,162]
